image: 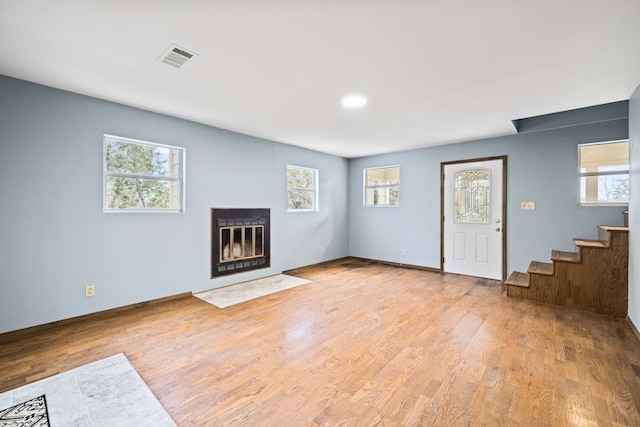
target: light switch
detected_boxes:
[521,201,536,210]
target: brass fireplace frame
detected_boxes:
[218,225,265,263]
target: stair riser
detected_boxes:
[597,227,611,245]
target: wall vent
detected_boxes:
[158,45,197,68]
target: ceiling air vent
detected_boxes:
[158,45,196,68]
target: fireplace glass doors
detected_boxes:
[219,225,264,261]
[211,208,270,277]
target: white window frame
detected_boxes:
[578,139,629,207]
[287,165,319,212]
[364,165,400,207]
[103,134,186,213]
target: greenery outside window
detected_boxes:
[287,165,318,211]
[578,140,629,206]
[364,165,400,206]
[103,135,185,212]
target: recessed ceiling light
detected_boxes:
[341,94,368,109]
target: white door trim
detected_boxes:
[440,156,507,280]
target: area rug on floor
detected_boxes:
[195,274,312,308]
[0,353,175,427]
[0,394,49,427]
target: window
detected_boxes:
[578,140,629,205]
[287,165,318,211]
[103,135,185,212]
[364,165,400,206]
[454,168,490,223]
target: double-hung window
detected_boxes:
[103,135,185,212]
[287,165,318,211]
[578,140,629,205]
[364,165,400,206]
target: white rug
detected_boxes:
[0,353,175,427]
[195,274,312,308]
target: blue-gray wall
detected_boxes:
[629,83,640,328]
[0,74,634,335]
[0,76,349,334]
[349,117,628,275]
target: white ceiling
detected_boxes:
[1,1,639,158]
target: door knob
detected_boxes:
[495,227,501,232]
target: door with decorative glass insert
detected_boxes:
[443,158,503,280]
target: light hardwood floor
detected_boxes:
[1,258,640,426]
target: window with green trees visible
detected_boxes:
[287,165,318,211]
[578,140,628,205]
[103,135,185,212]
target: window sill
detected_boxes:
[577,203,629,208]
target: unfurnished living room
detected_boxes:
[1,1,640,426]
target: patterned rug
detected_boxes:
[0,395,49,427]
[195,274,312,308]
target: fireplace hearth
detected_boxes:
[211,208,270,278]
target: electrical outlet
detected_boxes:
[521,201,536,210]
[402,248,407,256]
[320,246,325,253]
[85,284,95,297]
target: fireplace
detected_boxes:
[211,208,270,278]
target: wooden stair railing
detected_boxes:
[505,225,629,317]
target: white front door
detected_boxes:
[443,158,504,280]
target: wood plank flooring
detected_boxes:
[2,258,640,426]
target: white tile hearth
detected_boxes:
[0,353,175,427]
[195,274,312,308]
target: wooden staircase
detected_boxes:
[505,225,629,317]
